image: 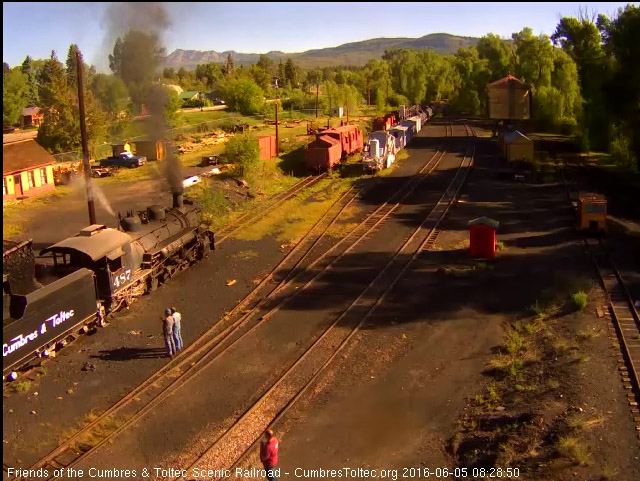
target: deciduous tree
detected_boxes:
[3,67,29,127]
[222,78,264,115]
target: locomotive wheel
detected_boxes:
[147,276,158,293]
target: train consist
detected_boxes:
[363,105,433,172]
[303,105,433,173]
[3,194,214,377]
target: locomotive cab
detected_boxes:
[40,225,139,308]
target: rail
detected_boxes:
[174,122,473,479]
[10,122,454,480]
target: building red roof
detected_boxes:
[488,75,529,88]
[3,139,56,175]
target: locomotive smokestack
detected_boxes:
[173,192,184,209]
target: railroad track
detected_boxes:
[9,178,352,481]
[562,166,640,442]
[2,175,325,381]
[171,122,474,480]
[216,174,327,245]
[9,123,453,481]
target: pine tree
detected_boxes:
[224,54,235,77]
[21,56,40,106]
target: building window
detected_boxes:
[28,171,36,188]
[40,168,47,185]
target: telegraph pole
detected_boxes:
[76,49,96,225]
[315,83,319,118]
[275,101,279,155]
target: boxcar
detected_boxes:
[389,125,410,150]
[304,135,343,172]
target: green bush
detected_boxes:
[610,127,636,170]
[558,117,579,135]
[504,330,527,354]
[571,291,588,311]
[182,98,206,108]
[223,133,260,176]
[194,183,228,227]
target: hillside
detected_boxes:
[163,33,479,69]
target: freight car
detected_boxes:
[304,124,364,172]
[372,112,398,131]
[389,125,410,150]
[3,193,214,377]
[577,192,607,235]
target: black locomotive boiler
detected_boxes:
[3,193,214,376]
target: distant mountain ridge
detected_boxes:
[163,33,479,69]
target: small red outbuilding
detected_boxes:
[469,217,500,259]
[258,135,277,160]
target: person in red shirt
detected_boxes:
[259,428,280,481]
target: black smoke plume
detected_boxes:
[104,3,182,194]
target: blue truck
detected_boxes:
[100,151,147,168]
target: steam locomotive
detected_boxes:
[3,193,214,377]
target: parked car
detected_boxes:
[100,151,147,168]
[183,175,202,189]
[199,155,220,167]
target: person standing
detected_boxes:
[260,428,280,481]
[171,307,183,351]
[162,308,176,358]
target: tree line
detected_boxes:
[2,5,638,169]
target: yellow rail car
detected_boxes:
[578,193,607,234]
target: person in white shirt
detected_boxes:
[170,307,183,351]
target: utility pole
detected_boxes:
[275,101,279,155]
[366,78,370,106]
[76,49,96,225]
[315,83,319,118]
[346,99,349,124]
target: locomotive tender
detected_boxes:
[3,193,214,376]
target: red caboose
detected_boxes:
[322,124,363,157]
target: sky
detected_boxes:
[3,2,634,71]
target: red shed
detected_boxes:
[469,217,500,259]
[258,135,277,160]
[304,135,342,171]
